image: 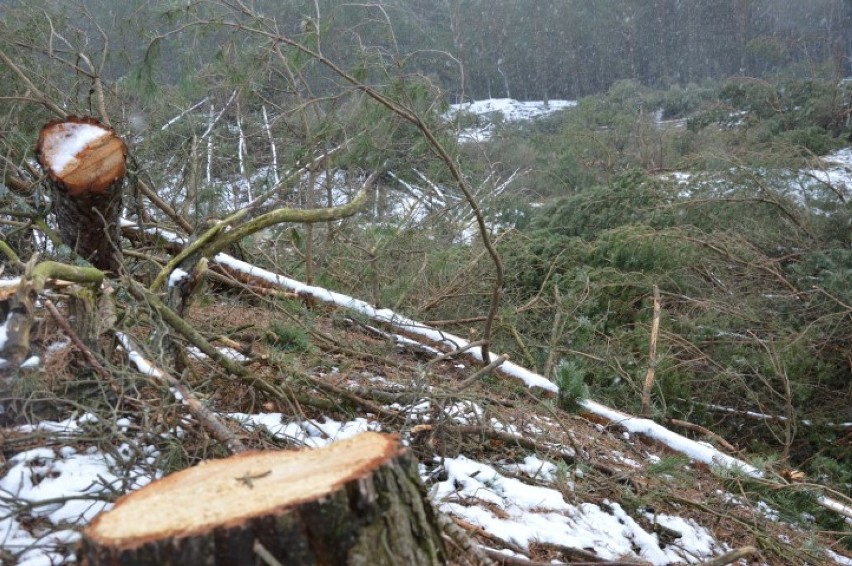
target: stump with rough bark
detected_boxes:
[36,116,127,270]
[79,432,447,566]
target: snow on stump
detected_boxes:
[78,432,447,566]
[36,116,127,270]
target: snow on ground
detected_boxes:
[0,415,160,566]
[2,374,849,563]
[446,98,577,142]
[825,147,852,167]
[661,147,852,215]
[225,413,380,448]
[448,98,577,123]
[0,410,739,566]
[808,147,852,199]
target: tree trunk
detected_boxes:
[79,432,447,566]
[36,116,127,271]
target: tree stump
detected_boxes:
[36,116,127,271]
[79,432,448,566]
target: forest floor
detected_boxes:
[2,282,851,565]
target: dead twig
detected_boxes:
[436,513,495,566]
[427,340,487,367]
[697,546,758,566]
[641,285,661,417]
[294,371,400,420]
[115,332,247,455]
[135,178,193,234]
[664,417,738,454]
[44,299,120,394]
[455,355,509,391]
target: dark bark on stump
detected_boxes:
[78,432,448,566]
[51,185,124,270]
[36,116,127,271]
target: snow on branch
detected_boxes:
[581,400,762,477]
[161,97,210,131]
[116,332,166,379]
[214,252,557,393]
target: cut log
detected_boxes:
[79,432,447,566]
[36,116,127,270]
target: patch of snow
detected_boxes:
[0,416,158,565]
[611,450,641,468]
[448,98,577,123]
[0,312,9,351]
[827,549,852,565]
[119,218,187,245]
[186,346,249,363]
[167,268,189,288]
[40,122,110,176]
[646,513,721,564]
[46,338,72,353]
[433,455,570,513]
[661,150,852,216]
[226,413,380,448]
[447,98,577,142]
[824,147,852,167]
[756,501,780,522]
[610,502,670,564]
[20,356,40,369]
[432,457,727,564]
[489,417,519,436]
[389,399,431,419]
[444,400,485,425]
[116,332,165,379]
[504,455,559,483]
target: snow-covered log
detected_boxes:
[78,432,447,566]
[36,116,127,270]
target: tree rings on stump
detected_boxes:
[36,116,127,270]
[79,432,448,566]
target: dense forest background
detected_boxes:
[2,0,851,100]
[8,0,846,100]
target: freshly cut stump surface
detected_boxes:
[36,116,127,270]
[79,432,447,566]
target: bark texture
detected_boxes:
[79,432,447,566]
[36,116,127,270]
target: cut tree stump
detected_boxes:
[36,116,127,270]
[79,432,448,566]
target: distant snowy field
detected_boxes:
[446,97,577,142]
[662,146,852,215]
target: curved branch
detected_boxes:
[200,172,375,260]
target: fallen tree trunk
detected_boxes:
[36,116,127,270]
[79,432,447,565]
